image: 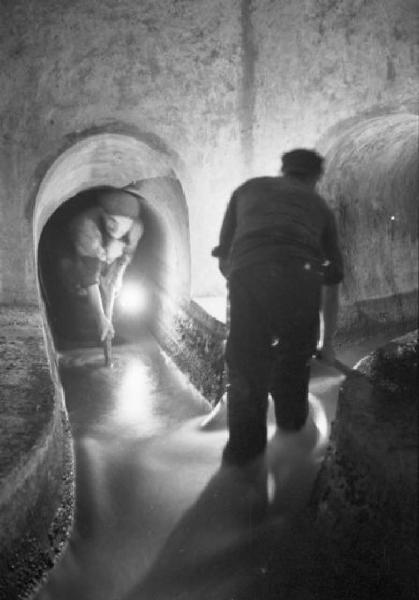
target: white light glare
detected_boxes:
[309,393,330,446]
[118,282,148,314]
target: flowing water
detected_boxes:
[34,332,395,600]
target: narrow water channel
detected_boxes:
[34,332,395,600]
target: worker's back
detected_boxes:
[229,175,333,270]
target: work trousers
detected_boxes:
[224,261,321,464]
[53,256,122,343]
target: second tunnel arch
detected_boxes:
[316,111,418,335]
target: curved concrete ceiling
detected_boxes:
[319,113,418,304]
[33,133,176,249]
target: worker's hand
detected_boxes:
[218,257,230,278]
[97,314,115,342]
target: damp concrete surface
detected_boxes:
[33,332,398,600]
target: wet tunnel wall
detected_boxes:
[0,0,418,596]
[318,112,418,334]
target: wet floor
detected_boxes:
[34,332,392,600]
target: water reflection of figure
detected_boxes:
[212,149,344,465]
[53,185,144,345]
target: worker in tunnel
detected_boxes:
[51,185,145,345]
[212,148,344,466]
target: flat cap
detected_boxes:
[98,189,141,219]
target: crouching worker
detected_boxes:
[57,185,144,345]
[212,149,344,466]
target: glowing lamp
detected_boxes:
[118,281,148,314]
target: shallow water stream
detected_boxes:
[34,332,395,600]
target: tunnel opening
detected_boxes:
[37,176,191,348]
[317,111,418,336]
[33,133,192,354]
[34,132,225,402]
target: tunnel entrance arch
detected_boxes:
[34,132,225,401]
[34,133,191,343]
[316,111,418,335]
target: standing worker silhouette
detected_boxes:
[212,149,344,465]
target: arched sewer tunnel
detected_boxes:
[30,119,417,600]
[38,177,190,348]
[35,133,192,350]
[318,111,418,333]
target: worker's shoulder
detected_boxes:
[287,181,331,211]
[233,176,279,195]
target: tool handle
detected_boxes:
[101,281,116,368]
[103,335,113,367]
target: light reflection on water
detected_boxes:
[36,341,345,600]
[114,359,163,437]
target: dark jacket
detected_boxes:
[213,176,343,285]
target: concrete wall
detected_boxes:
[0,0,243,302]
[0,0,418,307]
[1,3,417,594]
[0,307,74,599]
[311,330,418,598]
[319,112,418,333]
[251,0,418,173]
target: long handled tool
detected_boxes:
[101,258,129,368]
[102,284,116,368]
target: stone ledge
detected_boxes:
[152,295,227,405]
[311,330,418,599]
[0,305,75,600]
